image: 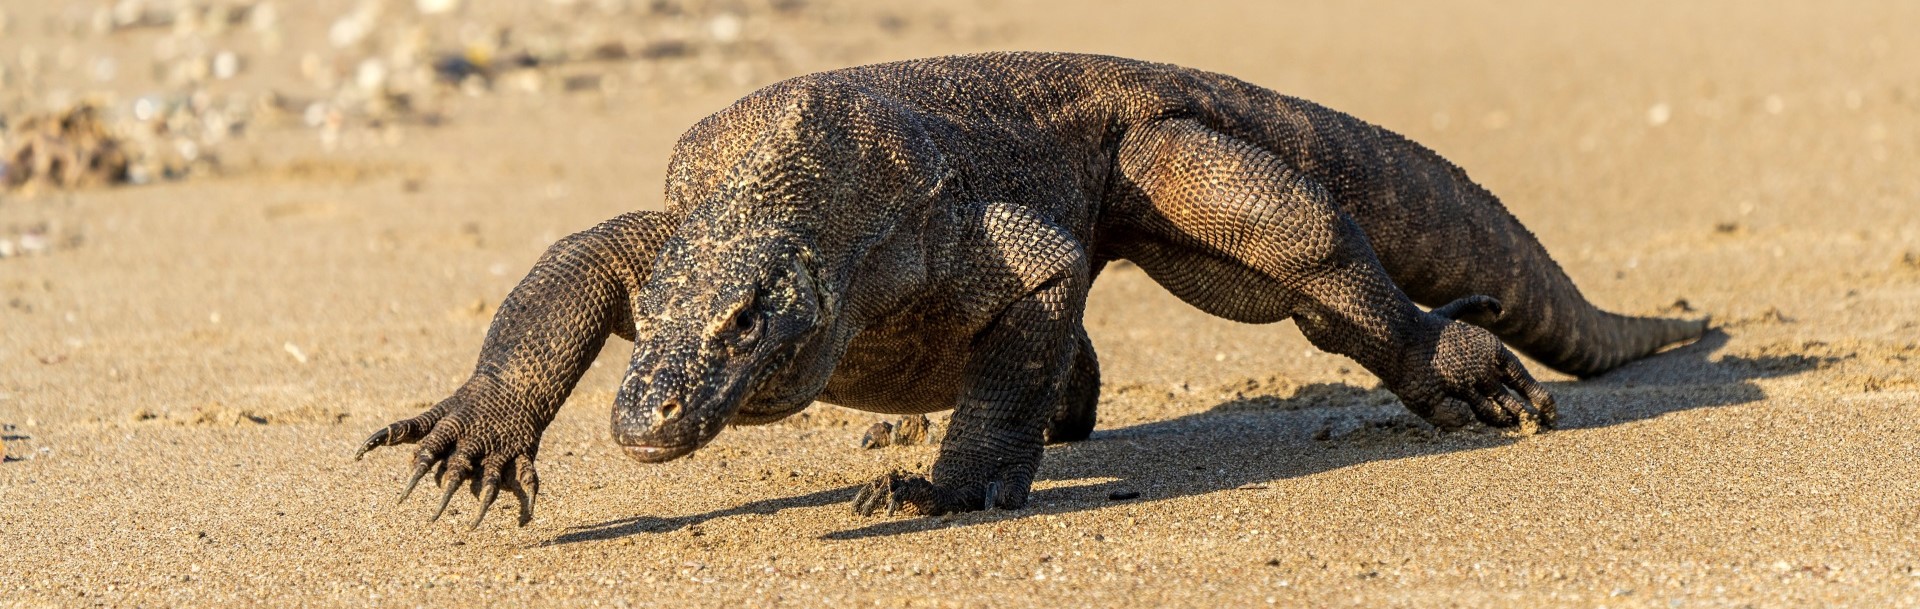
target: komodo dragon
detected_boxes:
[354,52,1707,527]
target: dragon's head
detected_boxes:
[611,207,828,462]
[609,83,944,462]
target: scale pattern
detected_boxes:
[355,52,1707,526]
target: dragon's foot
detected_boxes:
[1389,300,1558,431]
[354,382,544,529]
[858,415,936,449]
[851,468,1031,517]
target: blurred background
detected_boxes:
[4,1,1913,226]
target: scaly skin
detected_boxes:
[355,53,1706,526]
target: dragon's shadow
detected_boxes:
[543,329,1825,544]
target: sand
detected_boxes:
[3,0,1918,606]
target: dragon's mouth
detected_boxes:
[621,443,698,463]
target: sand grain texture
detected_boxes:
[3,1,1918,607]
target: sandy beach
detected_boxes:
[3,1,1918,606]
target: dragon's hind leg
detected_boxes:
[1262,119,1707,377]
[1107,118,1555,430]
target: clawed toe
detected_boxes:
[354,428,391,461]
[852,471,938,517]
[1400,320,1559,434]
[396,459,434,505]
[356,403,542,529]
[850,471,1030,518]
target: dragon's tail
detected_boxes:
[1494,303,1709,378]
[1406,237,1710,378]
[1333,131,1708,378]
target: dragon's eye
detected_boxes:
[730,301,759,334]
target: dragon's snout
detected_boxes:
[609,362,739,463]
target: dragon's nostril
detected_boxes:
[658,399,683,422]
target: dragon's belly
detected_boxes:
[811,313,981,415]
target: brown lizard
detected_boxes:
[353,52,1707,527]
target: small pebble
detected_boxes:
[17,233,48,254]
[249,2,277,31]
[212,51,240,80]
[91,57,118,82]
[329,10,375,48]
[432,54,485,85]
[1646,102,1671,126]
[416,0,464,15]
[133,95,163,122]
[282,341,309,364]
[355,59,388,92]
[113,0,148,28]
[302,102,330,128]
[562,73,603,93]
[708,14,742,43]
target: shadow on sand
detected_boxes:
[542,330,1832,545]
